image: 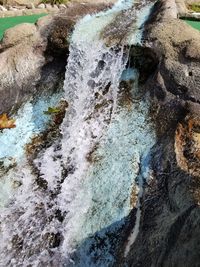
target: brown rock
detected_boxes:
[0,1,114,114]
[175,116,200,176]
[5,0,41,6]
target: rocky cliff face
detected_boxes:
[120,1,200,266]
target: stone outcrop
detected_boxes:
[119,1,200,267]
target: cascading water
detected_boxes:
[0,0,155,266]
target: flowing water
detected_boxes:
[0,0,155,266]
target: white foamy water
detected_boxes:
[0,93,61,207]
[0,0,155,266]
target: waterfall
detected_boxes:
[0,1,155,266]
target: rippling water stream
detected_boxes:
[0,0,155,266]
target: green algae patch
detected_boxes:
[185,19,200,31]
[0,14,47,40]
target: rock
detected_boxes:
[185,0,200,4]
[52,4,59,10]
[45,16,73,56]
[45,3,53,10]
[176,0,188,16]
[185,39,200,60]
[5,0,41,6]
[43,232,62,248]
[175,115,200,177]
[0,22,45,113]
[119,1,200,267]
[162,0,178,19]
[0,39,45,113]
[0,5,7,11]
[26,3,35,9]
[45,4,58,12]
[2,23,37,47]
[59,3,66,9]
[73,0,117,3]
[0,10,17,17]
[37,3,45,9]
[22,8,48,15]
[8,6,18,10]
[36,14,52,28]
[129,45,159,84]
[13,4,26,9]
[0,1,113,113]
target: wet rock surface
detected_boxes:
[119,1,200,266]
[0,0,200,266]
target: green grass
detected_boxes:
[185,19,200,31]
[0,14,47,40]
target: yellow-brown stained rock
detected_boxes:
[175,116,200,177]
[130,184,139,208]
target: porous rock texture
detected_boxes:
[0,0,199,266]
[118,1,200,267]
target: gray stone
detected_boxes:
[8,6,18,10]
[59,4,66,9]
[37,3,45,9]
[0,38,45,114]
[26,3,35,9]
[119,1,200,267]
[36,14,52,29]
[0,1,117,114]
[5,0,41,6]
